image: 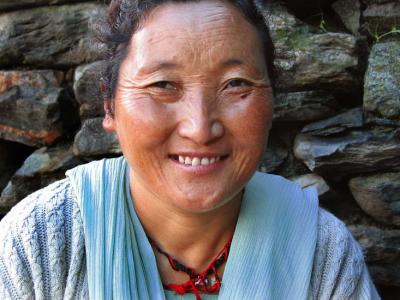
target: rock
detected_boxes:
[301,107,364,136]
[0,3,106,67]
[260,2,363,92]
[264,124,311,178]
[0,1,84,12]
[273,90,338,122]
[73,61,107,120]
[265,0,334,20]
[363,0,400,37]
[363,0,398,3]
[326,189,400,286]
[0,69,63,93]
[294,126,400,179]
[364,41,400,126]
[349,172,400,226]
[0,70,79,147]
[0,140,33,193]
[259,135,288,173]
[290,173,330,196]
[349,224,400,287]
[0,143,82,208]
[0,87,71,146]
[318,183,376,225]
[332,0,361,35]
[73,118,121,158]
[274,152,311,179]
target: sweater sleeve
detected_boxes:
[0,179,87,300]
[310,208,381,300]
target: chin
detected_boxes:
[172,189,238,214]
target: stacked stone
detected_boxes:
[0,0,108,209]
[261,0,400,291]
[0,0,399,293]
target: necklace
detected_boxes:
[151,236,233,300]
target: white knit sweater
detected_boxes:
[0,179,380,299]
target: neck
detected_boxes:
[130,173,242,272]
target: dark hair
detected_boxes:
[98,0,275,100]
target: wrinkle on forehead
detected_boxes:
[123,0,266,80]
[141,0,235,29]
[134,4,245,47]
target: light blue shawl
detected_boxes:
[66,156,318,299]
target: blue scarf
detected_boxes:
[66,156,318,299]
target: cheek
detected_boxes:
[223,89,273,147]
[114,91,175,150]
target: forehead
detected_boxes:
[127,0,264,70]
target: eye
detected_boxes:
[224,79,252,90]
[150,81,176,90]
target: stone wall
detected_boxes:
[0,0,399,296]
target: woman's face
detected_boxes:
[104,0,273,213]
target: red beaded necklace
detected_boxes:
[152,237,233,300]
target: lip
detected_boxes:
[168,152,229,175]
[169,157,226,175]
[170,152,228,158]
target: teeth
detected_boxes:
[176,156,222,166]
[201,158,210,166]
[192,157,200,166]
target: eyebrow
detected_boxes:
[222,58,265,77]
[137,58,254,75]
[221,58,244,67]
[136,61,180,76]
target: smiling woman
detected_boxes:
[104,1,272,214]
[0,0,380,299]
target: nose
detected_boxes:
[177,97,224,145]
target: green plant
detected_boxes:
[369,25,400,43]
[319,17,328,33]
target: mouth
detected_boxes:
[168,154,229,167]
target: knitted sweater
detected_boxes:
[0,179,380,300]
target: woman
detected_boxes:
[0,0,380,299]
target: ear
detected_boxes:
[103,99,116,132]
[99,79,116,132]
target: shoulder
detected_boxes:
[0,178,86,299]
[251,172,319,203]
[1,178,76,228]
[0,178,81,255]
[316,208,353,248]
[311,208,380,299]
[315,208,365,266]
